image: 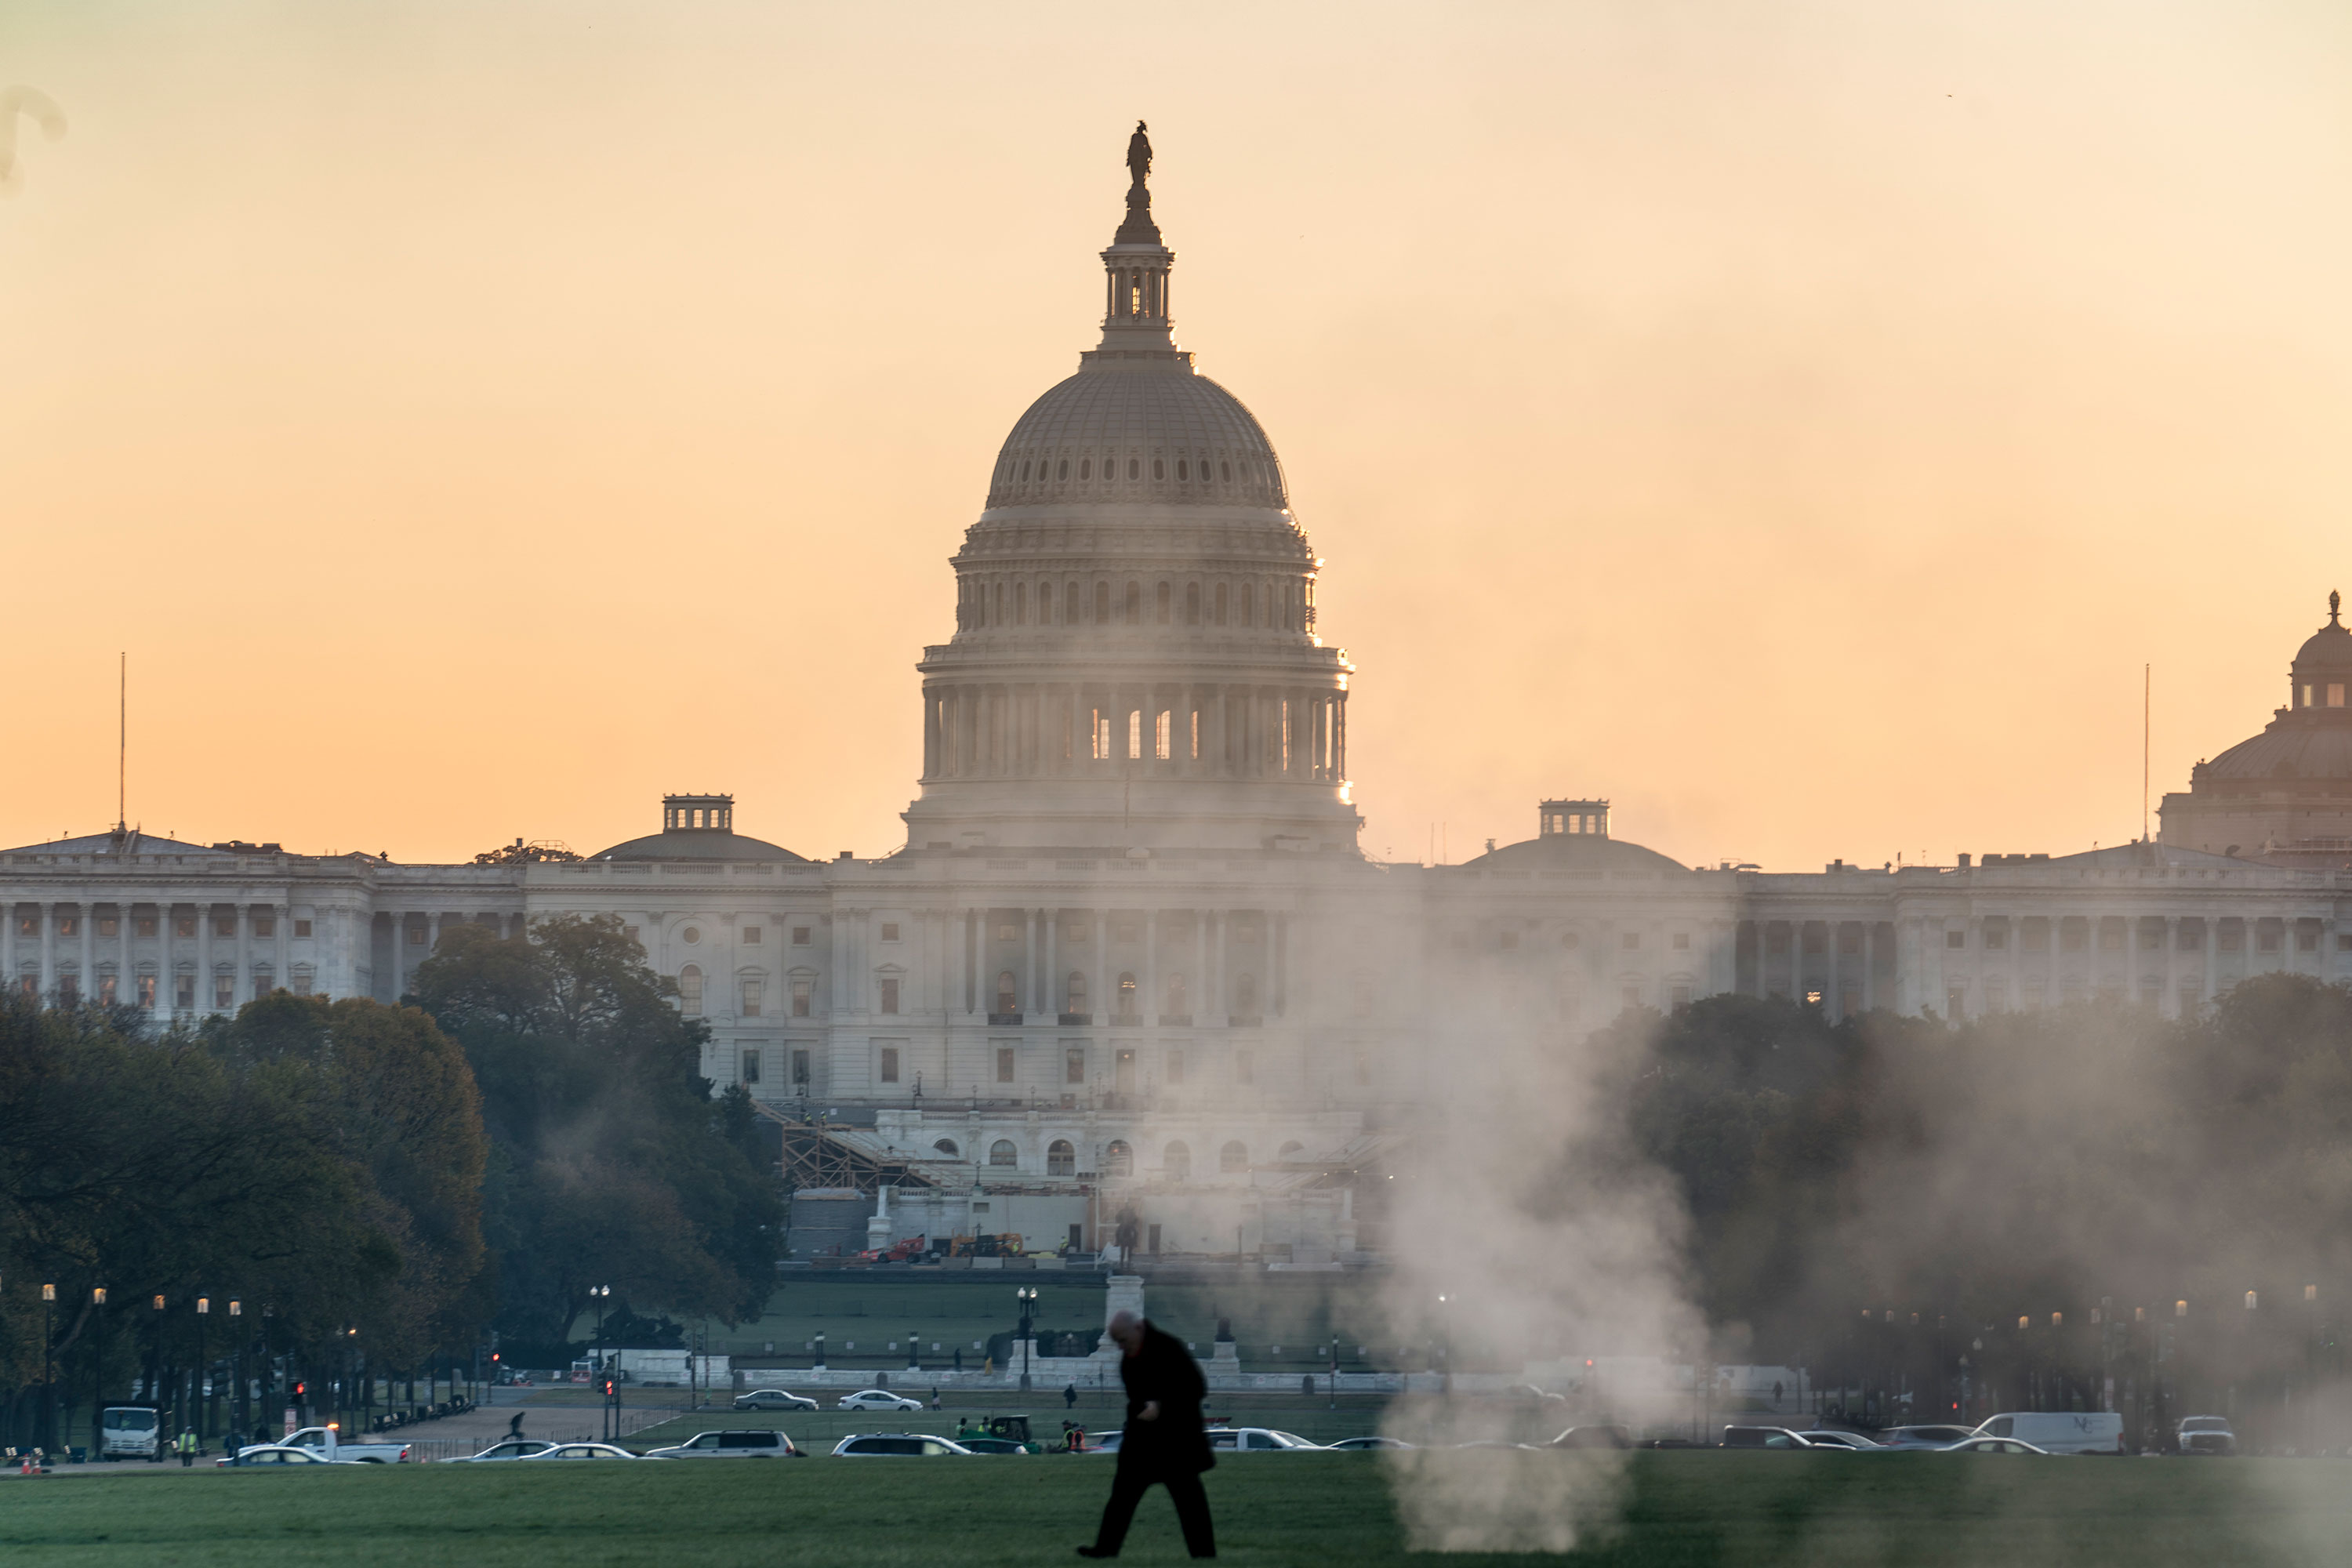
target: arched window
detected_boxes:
[1164,973,1187,1017]
[989,1139,1019,1167]
[1221,462,1232,481]
[1164,1141,1192,1180]
[1117,972,1138,1015]
[934,1138,960,1157]
[996,970,1018,1014]
[1152,458,1165,479]
[1127,458,1139,480]
[1067,579,1082,625]
[1105,1139,1133,1177]
[1220,1140,1248,1173]
[1214,583,1228,625]
[1234,973,1258,1015]
[1038,581,1054,624]
[1095,581,1110,624]
[1066,971,1088,1013]
[1015,581,1028,624]
[1047,1139,1076,1177]
[1185,583,1200,625]
[1156,582,1171,623]
[677,965,703,1016]
[1057,459,1069,481]
[1176,459,1188,481]
[1125,581,1142,622]
[1240,582,1255,625]
[1277,1140,1304,1159]
[1080,458,1091,480]
[1019,460,1031,481]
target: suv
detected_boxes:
[643,1429,801,1459]
[2177,1417,2238,1456]
[734,1389,819,1412]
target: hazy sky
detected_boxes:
[5,2,2350,868]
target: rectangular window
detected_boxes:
[2100,924,2123,953]
[408,926,426,946]
[98,916,118,938]
[2258,927,2281,953]
[131,974,152,1007]
[253,916,275,938]
[741,1049,761,1084]
[995,922,1018,942]
[1985,924,2008,951]
[213,975,234,1010]
[792,977,812,1016]
[1065,1047,1086,1084]
[2338,934,2352,953]
[2220,924,2244,953]
[879,1047,900,1084]
[880,923,899,942]
[1622,985,1642,1009]
[2299,927,2319,953]
[743,925,761,944]
[878,978,898,1014]
[216,917,236,938]
[791,1048,811,1087]
[792,926,811,946]
[1671,931,1690,950]
[58,975,79,1005]
[996,1046,1015,1083]
[13,916,31,937]
[293,919,312,938]
[291,974,312,996]
[1947,929,1965,949]
[175,974,194,1009]
[174,915,196,938]
[59,916,80,938]
[742,978,764,1016]
[2061,924,2086,953]
[253,975,273,1000]
[134,916,156,938]
[97,974,117,1005]
[1946,985,1965,1017]
[1167,1048,1185,1085]
[1671,985,1693,1008]
[624,924,640,944]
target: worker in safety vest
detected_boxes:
[176,1428,198,1466]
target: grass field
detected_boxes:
[3,1450,2349,1567]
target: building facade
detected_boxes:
[10,140,2352,1259]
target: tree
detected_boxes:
[411,916,782,1348]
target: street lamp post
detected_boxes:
[92,1287,107,1457]
[228,1301,244,1441]
[151,1294,167,1453]
[196,1297,210,1443]
[589,1287,613,1440]
[41,1283,56,1454]
[1015,1287,1038,1392]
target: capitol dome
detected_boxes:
[902,126,1359,857]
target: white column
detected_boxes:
[1144,910,1158,1024]
[39,902,57,1001]
[1094,909,1109,1018]
[1047,909,1059,1018]
[1191,910,1206,1020]
[79,904,95,1003]
[0,898,13,995]
[198,902,216,1011]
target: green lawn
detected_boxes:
[2,1451,2347,1566]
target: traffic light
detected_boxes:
[601,1378,615,1398]
[292,1381,306,1399]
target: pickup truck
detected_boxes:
[242,1425,412,1464]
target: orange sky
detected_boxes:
[5,2,2350,869]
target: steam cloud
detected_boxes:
[0,86,66,196]
[1376,988,1702,1552]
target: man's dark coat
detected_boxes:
[1116,1321,1214,1476]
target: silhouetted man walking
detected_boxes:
[1077,1311,1214,1559]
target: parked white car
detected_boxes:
[1972,1412,2125,1455]
[1206,1427,1325,1451]
[2177,1416,2238,1455]
[831,1433,976,1457]
[220,1443,365,1468]
[450,1439,557,1462]
[735,1388,820,1412]
[519,1442,653,1461]
[641,1429,802,1459]
[837,1389,924,1412]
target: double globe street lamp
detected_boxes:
[1015,1287,1040,1392]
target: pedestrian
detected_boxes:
[931,1387,942,1411]
[954,1346,964,1373]
[507,1410,525,1441]
[176,1428,198,1467]
[1065,1381,1079,1410]
[1076,1310,1215,1560]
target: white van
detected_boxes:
[1973,1412,2125,1454]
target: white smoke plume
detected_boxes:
[1377,990,1700,1552]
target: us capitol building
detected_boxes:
[10,133,2352,1262]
